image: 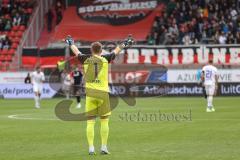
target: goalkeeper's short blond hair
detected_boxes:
[91,42,102,55]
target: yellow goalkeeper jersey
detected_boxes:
[79,53,115,93]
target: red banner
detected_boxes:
[22,48,65,67]
[53,1,163,41]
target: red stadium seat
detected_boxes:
[15,31,23,37]
[5,55,12,61]
[27,8,33,14]
[0,67,6,71]
[11,43,18,49]
[8,37,14,42]
[4,14,11,19]
[3,31,8,35]
[12,26,19,32]
[2,49,8,55]
[2,3,6,6]
[0,62,5,71]
[0,0,34,71]
[9,31,15,37]
[3,0,10,4]
[19,25,26,31]
[7,49,16,55]
[4,62,10,68]
[0,55,5,61]
[6,31,11,37]
[12,37,21,44]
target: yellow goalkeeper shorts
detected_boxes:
[85,91,111,117]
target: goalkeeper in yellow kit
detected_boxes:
[65,35,134,155]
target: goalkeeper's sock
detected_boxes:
[86,120,95,150]
[100,119,109,148]
[89,146,95,154]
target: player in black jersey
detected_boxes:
[72,67,83,108]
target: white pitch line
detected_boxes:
[8,114,58,121]
[7,114,240,122]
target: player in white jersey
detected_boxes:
[31,66,45,108]
[61,70,73,99]
[201,59,218,112]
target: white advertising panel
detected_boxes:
[0,84,60,99]
[167,69,240,83]
[0,72,29,84]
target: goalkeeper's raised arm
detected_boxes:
[112,35,134,55]
[65,35,82,56]
[65,35,134,56]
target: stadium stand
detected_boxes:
[0,0,35,71]
[46,0,240,45]
[147,0,240,45]
[2,0,240,70]
[37,0,64,47]
[52,4,163,43]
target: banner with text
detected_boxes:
[0,84,60,99]
[109,83,240,96]
[54,0,163,41]
[167,69,240,83]
[111,45,240,65]
[0,72,29,84]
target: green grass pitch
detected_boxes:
[0,97,240,160]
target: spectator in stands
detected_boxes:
[0,35,6,49]
[163,33,174,45]
[47,9,53,32]
[2,36,11,49]
[55,0,63,12]
[12,12,22,26]
[236,31,240,41]
[230,6,238,21]
[227,33,236,43]
[4,20,11,31]
[147,33,155,45]
[55,0,63,25]
[56,8,62,25]
[20,1,28,11]
[149,0,240,45]
[159,27,167,44]
[0,39,3,49]
[20,12,29,26]
[0,18,5,31]
[0,4,2,16]
[11,3,18,15]
[182,33,192,45]
[218,32,227,44]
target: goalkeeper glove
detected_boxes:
[65,35,74,46]
[122,35,134,48]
